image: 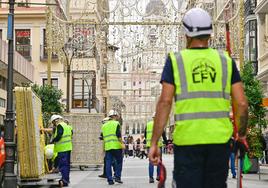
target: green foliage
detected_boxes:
[32,84,64,126]
[241,62,267,158]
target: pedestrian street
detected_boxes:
[37,154,268,188]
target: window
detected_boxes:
[141,124,145,133]
[0,76,7,90]
[123,81,126,86]
[41,29,57,60]
[139,81,141,85]
[0,98,5,108]
[137,123,140,134]
[0,29,2,40]
[15,29,31,60]
[42,78,58,88]
[72,71,95,109]
[123,90,126,95]
[133,81,136,86]
[132,124,136,134]
[138,57,142,68]
[139,88,141,97]
[123,62,127,72]
[125,124,129,135]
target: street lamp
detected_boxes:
[4,0,17,187]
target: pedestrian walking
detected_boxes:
[148,8,248,188]
[145,113,167,183]
[50,114,73,187]
[100,110,124,185]
[139,135,147,159]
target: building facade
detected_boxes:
[255,0,268,97]
[0,0,110,117]
[107,0,187,138]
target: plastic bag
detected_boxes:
[243,153,252,173]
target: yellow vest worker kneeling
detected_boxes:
[50,115,73,187]
[101,110,124,185]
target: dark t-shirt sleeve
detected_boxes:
[52,124,63,143]
[116,124,121,138]
[160,55,241,85]
[161,56,174,85]
[231,59,241,84]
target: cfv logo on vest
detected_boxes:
[191,59,216,84]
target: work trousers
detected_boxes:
[58,151,71,186]
[105,149,123,182]
[173,142,230,188]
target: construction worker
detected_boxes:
[98,117,112,178]
[50,115,73,187]
[100,110,124,185]
[144,112,167,183]
[148,8,248,188]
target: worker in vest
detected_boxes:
[148,8,248,188]
[98,116,112,179]
[50,114,73,187]
[100,110,124,185]
[145,112,167,183]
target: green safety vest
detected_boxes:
[170,48,233,146]
[101,120,122,151]
[54,122,73,153]
[146,121,163,147]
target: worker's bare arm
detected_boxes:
[231,82,248,137]
[151,82,174,146]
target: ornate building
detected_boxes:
[107,0,187,138]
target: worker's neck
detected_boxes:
[189,40,209,48]
[187,38,209,48]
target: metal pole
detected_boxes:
[66,63,70,113]
[4,0,17,187]
[46,7,52,86]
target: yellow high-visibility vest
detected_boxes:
[170,49,233,146]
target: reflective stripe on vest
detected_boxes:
[170,49,233,146]
[54,122,72,153]
[101,120,122,151]
[146,121,163,147]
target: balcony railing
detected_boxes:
[245,0,257,16]
[15,44,32,61]
[0,40,34,82]
[40,45,58,61]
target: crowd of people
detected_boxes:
[122,136,173,159]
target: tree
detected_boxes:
[32,84,64,126]
[241,61,267,158]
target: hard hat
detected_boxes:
[108,110,118,117]
[45,144,54,159]
[182,8,212,37]
[50,114,63,122]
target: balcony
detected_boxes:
[0,40,34,83]
[245,0,257,16]
[15,44,32,61]
[40,45,58,61]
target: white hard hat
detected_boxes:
[108,110,118,117]
[45,144,54,159]
[50,114,63,122]
[182,8,212,37]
